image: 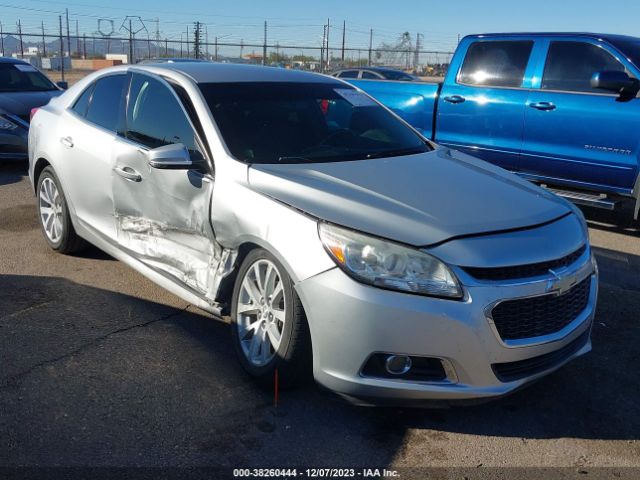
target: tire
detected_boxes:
[230,248,312,388]
[36,166,87,254]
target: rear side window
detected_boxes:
[542,41,627,93]
[126,73,203,160]
[85,75,126,131]
[338,70,358,79]
[71,84,94,117]
[458,40,533,88]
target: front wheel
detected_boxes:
[230,249,312,387]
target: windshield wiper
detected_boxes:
[277,156,312,163]
[365,147,426,159]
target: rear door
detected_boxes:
[436,38,535,171]
[111,71,220,298]
[58,73,127,240]
[521,38,640,191]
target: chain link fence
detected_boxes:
[1,32,453,83]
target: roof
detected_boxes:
[464,32,640,44]
[0,57,29,65]
[137,62,341,84]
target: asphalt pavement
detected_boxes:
[1,162,639,476]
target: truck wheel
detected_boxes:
[36,166,87,254]
[230,248,312,387]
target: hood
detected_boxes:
[248,147,572,247]
[0,90,62,120]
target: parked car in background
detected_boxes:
[0,57,65,160]
[0,106,29,161]
[347,33,640,220]
[332,66,419,81]
[29,63,596,405]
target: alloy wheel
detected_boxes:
[39,177,64,244]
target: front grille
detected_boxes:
[491,276,592,341]
[464,245,586,281]
[492,329,590,382]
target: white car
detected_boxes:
[28,63,597,405]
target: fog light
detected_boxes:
[385,355,412,375]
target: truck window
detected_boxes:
[542,41,627,93]
[458,40,533,88]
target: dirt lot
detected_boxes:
[0,162,639,478]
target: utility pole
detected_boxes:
[186,25,190,57]
[214,36,218,61]
[41,21,47,56]
[0,21,4,56]
[76,20,80,56]
[129,19,133,62]
[414,32,421,70]
[165,38,168,57]
[326,18,330,71]
[368,29,373,66]
[341,20,345,63]
[120,17,147,64]
[58,16,65,82]
[204,25,208,60]
[240,38,244,59]
[65,8,71,56]
[262,21,267,65]
[83,33,86,59]
[155,18,160,58]
[180,33,183,57]
[17,20,24,58]
[320,24,326,73]
[193,22,202,59]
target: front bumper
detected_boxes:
[0,127,28,161]
[296,248,597,405]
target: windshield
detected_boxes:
[612,39,640,70]
[199,82,431,164]
[0,63,57,93]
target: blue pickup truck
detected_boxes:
[350,33,640,219]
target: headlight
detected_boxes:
[0,116,18,131]
[318,223,463,299]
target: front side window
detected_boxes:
[85,75,126,131]
[542,41,627,93]
[361,71,382,80]
[458,40,533,88]
[126,74,202,160]
[337,70,359,79]
[199,82,431,164]
[0,63,57,92]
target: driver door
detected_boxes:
[112,71,220,298]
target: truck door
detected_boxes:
[521,39,640,191]
[436,39,534,171]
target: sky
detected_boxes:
[1,0,639,54]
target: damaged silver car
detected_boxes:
[28,63,598,405]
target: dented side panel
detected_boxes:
[111,139,235,304]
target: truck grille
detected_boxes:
[465,245,586,281]
[490,276,591,341]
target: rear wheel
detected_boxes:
[230,249,312,387]
[37,166,87,254]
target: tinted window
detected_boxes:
[71,84,94,117]
[126,74,202,159]
[85,75,126,131]
[458,41,533,87]
[0,63,57,92]
[361,71,381,79]
[338,70,359,79]
[199,82,431,164]
[542,41,627,93]
[381,71,416,81]
[611,39,640,70]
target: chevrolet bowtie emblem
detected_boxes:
[546,268,577,295]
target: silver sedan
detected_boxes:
[28,63,597,405]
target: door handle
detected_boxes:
[443,95,466,104]
[60,136,74,148]
[114,166,142,182]
[529,101,556,111]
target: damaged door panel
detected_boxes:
[110,70,236,304]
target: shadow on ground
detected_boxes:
[0,162,27,187]
[0,261,638,466]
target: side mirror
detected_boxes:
[147,143,194,169]
[56,81,68,90]
[591,71,639,96]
